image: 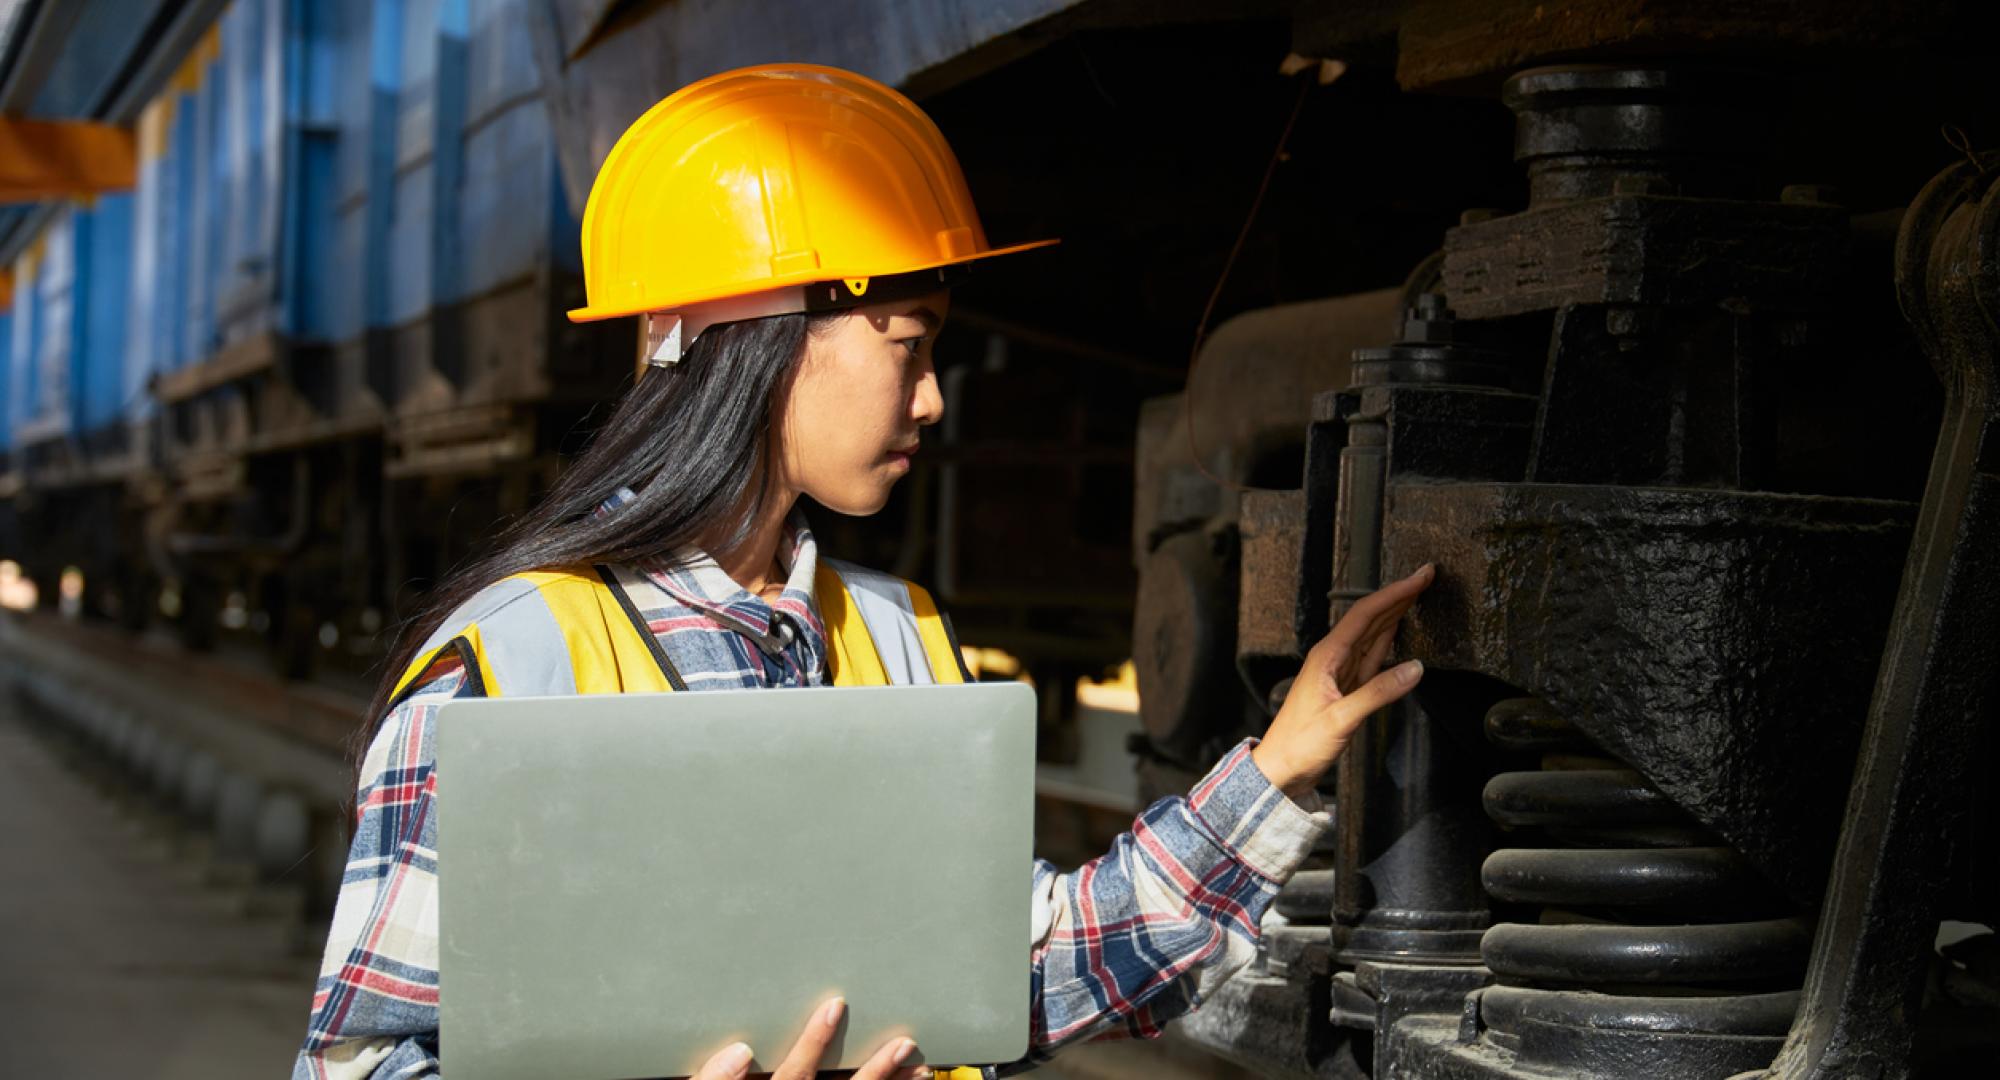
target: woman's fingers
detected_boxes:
[1332,565,1433,645]
[1340,660,1425,724]
[1321,661,1426,764]
[768,996,848,1080]
[692,1041,757,1080]
[848,1035,921,1080]
[1354,622,1398,684]
[682,999,923,1080]
[1324,566,1433,691]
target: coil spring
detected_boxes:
[1475,697,1807,1059]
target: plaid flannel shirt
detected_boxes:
[294,501,1330,1079]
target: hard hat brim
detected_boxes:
[565,238,1060,323]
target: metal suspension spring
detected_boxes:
[1470,697,1809,1072]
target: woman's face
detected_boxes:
[774,289,948,515]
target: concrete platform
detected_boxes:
[0,707,316,1079]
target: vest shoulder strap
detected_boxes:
[819,558,969,686]
[388,568,674,703]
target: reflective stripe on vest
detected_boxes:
[390,561,966,701]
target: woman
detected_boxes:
[294,63,1431,1080]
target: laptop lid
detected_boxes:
[434,682,1035,1079]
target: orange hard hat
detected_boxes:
[567,62,1055,331]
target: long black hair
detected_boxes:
[356,311,837,754]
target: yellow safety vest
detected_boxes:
[391,557,969,701]
[387,558,987,1080]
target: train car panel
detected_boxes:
[12,224,67,452]
[6,246,41,451]
[76,194,134,449]
[210,0,285,349]
[0,302,13,459]
[281,0,343,349]
[128,100,172,421]
[460,0,552,296]
[387,0,440,333]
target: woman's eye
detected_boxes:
[899,336,928,355]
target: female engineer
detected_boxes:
[293,63,1432,1080]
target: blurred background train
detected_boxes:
[3,0,1998,1077]
[0,0,1219,720]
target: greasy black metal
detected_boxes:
[1178,53,1982,1080]
[1762,152,2000,1080]
[1470,693,1813,1078]
[1350,295,1514,389]
[1482,769,1684,827]
[1331,301,1525,967]
[1526,303,1784,488]
[1478,986,1800,1036]
[1388,1010,1797,1080]
[1482,846,1773,910]
[1482,918,1811,985]
[1274,868,1337,923]
[1503,66,1769,205]
[1390,482,1916,905]
[1355,961,1495,1075]
[1480,697,1590,752]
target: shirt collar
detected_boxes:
[597,486,827,648]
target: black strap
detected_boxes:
[937,607,977,683]
[595,564,690,692]
[385,635,489,713]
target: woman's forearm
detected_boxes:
[1000,738,1330,1073]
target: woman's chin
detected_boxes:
[811,483,897,517]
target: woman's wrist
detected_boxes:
[1250,741,1319,802]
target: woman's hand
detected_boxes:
[1251,564,1435,800]
[691,996,931,1080]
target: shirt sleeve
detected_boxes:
[991,737,1330,1076]
[293,660,472,1080]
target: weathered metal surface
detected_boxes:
[1444,198,1848,320]
[1237,488,1312,697]
[1329,303,1531,967]
[1387,482,1915,903]
[1759,150,2000,1080]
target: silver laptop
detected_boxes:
[434,682,1036,1079]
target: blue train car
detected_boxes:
[4,195,136,475]
[0,0,626,663]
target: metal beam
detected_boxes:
[0,116,135,202]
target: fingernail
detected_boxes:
[822,997,846,1028]
[1398,659,1424,685]
[1410,562,1434,579]
[894,1038,918,1065]
[720,1042,753,1076]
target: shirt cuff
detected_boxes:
[1184,737,1331,883]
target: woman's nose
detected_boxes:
[912,368,944,426]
